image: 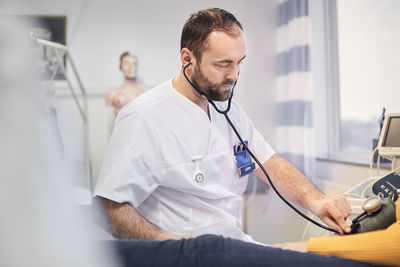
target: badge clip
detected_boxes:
[192,156,205,183]
[233,141,255,177]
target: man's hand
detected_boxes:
[272,242,308,253]
[255,155,352,234]
[309,195,352,234]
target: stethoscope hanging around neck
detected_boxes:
[181,61,340,234]
[183,62,236,115]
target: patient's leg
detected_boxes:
[103,235,377,267]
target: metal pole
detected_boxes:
[54,49,87,123]
[66,53,93,192]
[35,38,93,193]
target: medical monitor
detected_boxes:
[377,113,400,169]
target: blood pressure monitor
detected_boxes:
[372,167,400,199]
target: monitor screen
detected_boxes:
[383,116,400,147]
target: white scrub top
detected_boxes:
[94,79,275,243]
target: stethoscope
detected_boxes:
[183,62,339,234]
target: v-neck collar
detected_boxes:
[168,79,233,157]
[169,78,213,123]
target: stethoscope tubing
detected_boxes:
[183,63,339,234]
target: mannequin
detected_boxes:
[106,52,148,116]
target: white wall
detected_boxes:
[237,0,277,148]
[1,0,277,182]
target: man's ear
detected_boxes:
[180,48,194,67]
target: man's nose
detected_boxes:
[227,65,239,81]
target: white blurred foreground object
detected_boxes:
[31,28,92,194]
[0,18,118,267]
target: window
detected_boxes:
[311,0,400,164]
[337,0,400,153]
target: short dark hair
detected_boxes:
[180,8,243,61]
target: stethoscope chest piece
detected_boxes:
[362,196,382,215]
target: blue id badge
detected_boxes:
[233,141,255,177]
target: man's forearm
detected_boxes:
[102,197,175,240]
[254,154,324,210]
[254,154,351,233]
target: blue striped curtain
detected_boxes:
[276,0,315,178]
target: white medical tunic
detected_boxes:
[94,79,275,243]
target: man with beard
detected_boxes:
[94,8,351,243]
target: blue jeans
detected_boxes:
[105,235,380,267]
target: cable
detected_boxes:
[301,218,312,241]
[370,146,378,177]
[361,180,377,198]
[341,192,363,199]
[377,152,381,176]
